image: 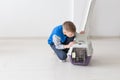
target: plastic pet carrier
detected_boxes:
[68,33,93,66]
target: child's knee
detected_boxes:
[59,54,67,60]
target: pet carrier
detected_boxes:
[68,33,93,66]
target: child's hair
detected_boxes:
[63,21,76,33]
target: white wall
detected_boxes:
[73,0,120,37]
[90,0,120,37]
[0,0,73,37]
[0,0,120,37]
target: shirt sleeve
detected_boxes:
[53,35,64,49]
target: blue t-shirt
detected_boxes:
[48,25,67,45]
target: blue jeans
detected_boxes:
[50,37,74,60]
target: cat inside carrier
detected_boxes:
[71,48,87,64]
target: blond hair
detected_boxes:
[63,21,76,33]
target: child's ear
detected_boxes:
[63,29,66,34]
[63,31,66,35]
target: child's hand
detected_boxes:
[64,41,75,49]
[69,41,75,47]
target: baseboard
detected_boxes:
[90,36,120,39]
[0,36,48,40]
[0,36,119,40]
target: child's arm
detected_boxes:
[64,41,75,48]
[53,35,65,49]
[53,35,74,49]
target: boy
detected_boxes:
[48,21,76,62]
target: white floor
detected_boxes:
[0,37,120,80]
